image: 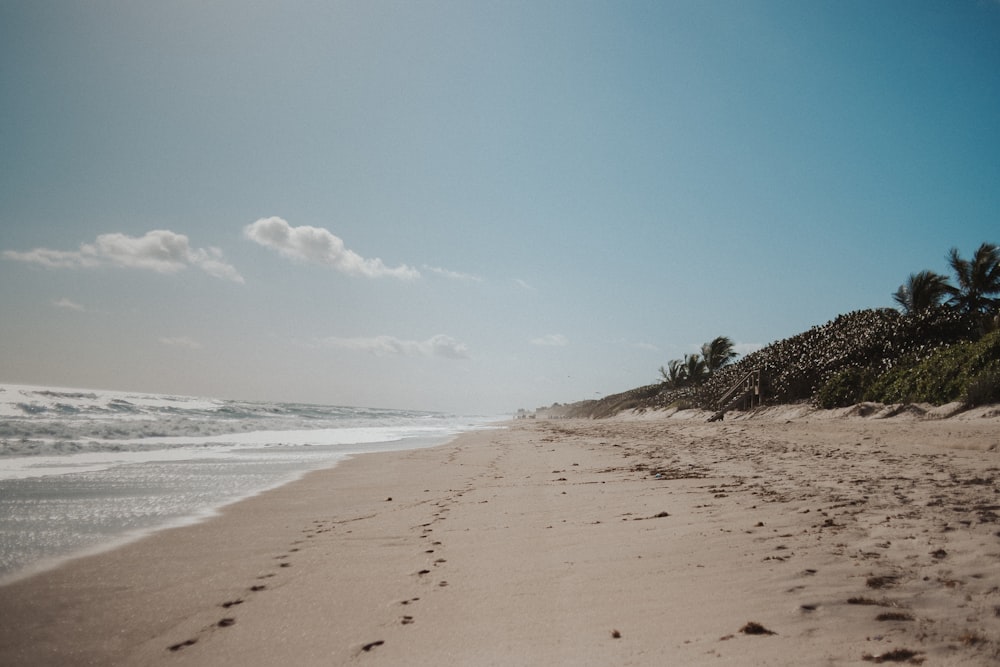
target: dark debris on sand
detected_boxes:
[740,621,776,636]
[861,648,925,664]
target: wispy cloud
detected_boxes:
[422,265,482,282]
[244,217,419,280]
[530,334,568,347]
[52,298,84,312]
[633,341,660,352]
[513,278,535,291]
[322,334,470,359]
[159,336,204,349]
[3,230,244,283]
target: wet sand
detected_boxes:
[2,408,999,665]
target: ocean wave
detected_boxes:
[0,437,239,458]
[0,384,486,461]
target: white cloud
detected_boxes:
[422,265,482,282]
[531,334,568,347]
[423,335,471,359]
[244,217,419,280]
[633,341,660,352]
[188,247,245,283]
[513,278,535,291]
[322,334,469,359]
[52,298,84,311]
[159,336,204,349]
[3,230,244,283]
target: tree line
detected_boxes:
[657,242,999,395]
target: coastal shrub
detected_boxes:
[574,384,663,418]
[963,369,1000,407]
[816,367,874,409]
[708,307,971,407]
[866,349,966,404]
[866,330,1000,405]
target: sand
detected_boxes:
[2,406,1000,665]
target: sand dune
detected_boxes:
[1,407,999,665]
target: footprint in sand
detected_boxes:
[168,638,198,652]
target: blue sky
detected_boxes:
[2,0,998,414]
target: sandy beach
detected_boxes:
[2,407,1000,665]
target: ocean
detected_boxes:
[0,383,496,584]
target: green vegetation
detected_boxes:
[658,336,737,389]
[564,242,999,418]
[891,243,1000,324]
[892,270,950,315]
[702,336,739,373]
[813,242,1000,409]
[944,242,1000,319]
[814,367,874,409]
[861,330,1000,407]
[814,331,1000,409]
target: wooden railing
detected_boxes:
[707,369,763,422]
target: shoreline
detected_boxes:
[2,412,999,665]
[0,431,471,586]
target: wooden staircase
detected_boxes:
[707,369,763,422]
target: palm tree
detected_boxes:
[946,242,1000,317]
[892,270,952,315]
[701,336,738,373]
[683,353,708,385]
[658,358,687,387]
[659,336,737,389]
